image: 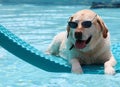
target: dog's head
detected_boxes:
[67,9,108,51]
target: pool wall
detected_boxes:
[0,0,116,5]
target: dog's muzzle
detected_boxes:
[69,33,92,50]
[75,35,92,49]
[70,32,92,50]
[75,32,82,40]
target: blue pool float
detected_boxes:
[0,25,120,73]
[0,25,71,72]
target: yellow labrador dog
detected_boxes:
[46,9,116,75]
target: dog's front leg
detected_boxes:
[70,58,83,74]
[104,55,116,75]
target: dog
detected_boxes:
[46,9,116,75]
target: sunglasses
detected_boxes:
[68,14,97,28]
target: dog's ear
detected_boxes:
[67,26,70,38]
[67,17,73,38]
[97,16,108,38]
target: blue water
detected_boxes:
[0,4,120,87]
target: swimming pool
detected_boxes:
[0,4,120,87]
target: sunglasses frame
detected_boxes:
[68,14,97,29]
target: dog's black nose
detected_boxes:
[75,32,82,40]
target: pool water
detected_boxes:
[0,4,120,87]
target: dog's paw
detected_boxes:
[104,66,116,75]
[72,66,83,74]
[70,58,83,74]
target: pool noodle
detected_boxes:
[0,25,71,72]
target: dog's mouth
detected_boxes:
[75,35,92,49]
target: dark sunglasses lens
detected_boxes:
[82,21,92,28]
[68,22,78,28]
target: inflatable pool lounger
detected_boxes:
[0,25,71,72]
